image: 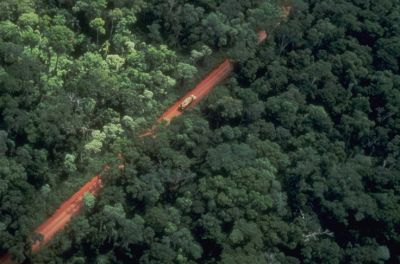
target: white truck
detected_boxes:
[179,95,197,111]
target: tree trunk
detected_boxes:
[109,20,114,42]
[55,54,59,74]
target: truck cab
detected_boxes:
[179,95,197,111]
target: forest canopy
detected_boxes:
[1,0,400,263]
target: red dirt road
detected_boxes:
[0,32,262,263]
[0,6,292,262]
[156,30,270,123]
[140,30,268,138]
[0,33,266,264]
[31,176,103,252]
[18,55,235,256]
[0,177,103,264]
[24,30,270,251]
[158,59,234,123]
[19,54,236,258]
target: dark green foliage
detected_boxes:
[2,0,400,263]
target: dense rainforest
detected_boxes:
[1,0,400,263]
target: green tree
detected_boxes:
[176,62,197,83]
[90,17,106,45]
[46,25,75,72]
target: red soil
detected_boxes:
[139,30,267,137]
[158,59,234,123]
[0,32,263,263]
[0,254,13,264]
[31,176,103,252]
[0,6,291,261]
[0,30,267,264]
[21,55,236,256]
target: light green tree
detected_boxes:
[64,153,77,173]
[176,62,197,82]
[90,17,106,45]
[83,192,95,209]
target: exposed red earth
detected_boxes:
[257,30,268,43]
[158,59,234,122]
[28,55,237,254]
[0,6,291,264]
[26,46,243,253]
[159,27,276,121]
[0,177,103,264]
[140,31,268,137]
[0,30,265,264]
[31,176,103,252]
[0,254,13,264]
